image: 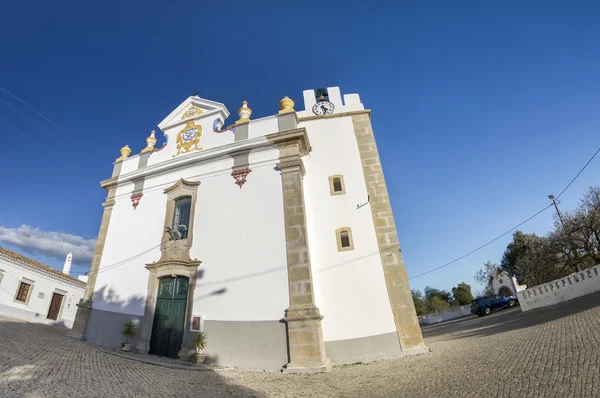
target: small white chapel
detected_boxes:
[71,87,426,372]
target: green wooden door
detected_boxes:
[150,276,189,358]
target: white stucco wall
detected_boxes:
[418,305,472,325]
[519,266,600,312]
[93,147,290,322]
[0,255,85,328]
[301,116,397,342]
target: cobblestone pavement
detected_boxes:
[1,292,599,398]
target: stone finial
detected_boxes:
[236,100,252,125]
[279,96,295,114]
[116,145,132,162]
[141,130,158,153]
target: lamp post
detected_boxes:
[549,194,582,271]
[548,194,565,226]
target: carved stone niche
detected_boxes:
[159,178,201,263]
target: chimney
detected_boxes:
[63,252,73,275]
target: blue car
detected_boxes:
[471,294,518,316]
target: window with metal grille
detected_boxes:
[172,196,191,239]
[340,231,351,248]
[333,178,343,192]
[329,175,346,195]
[15,282,31,303]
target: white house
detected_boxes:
[0,248,86,328]
[491,270,527,297]
[71,87,426,372]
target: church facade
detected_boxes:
[71,87,425,371]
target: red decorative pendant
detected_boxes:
[131,193,143,209]
[231,168,252,188]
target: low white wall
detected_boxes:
[519,265,600,312]
[418,305,472,325]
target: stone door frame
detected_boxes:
[136,260,201,359]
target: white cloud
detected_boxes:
[0,225,95,266]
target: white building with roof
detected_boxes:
[71,87,426,372]
[0,248,86,328]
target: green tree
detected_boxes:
[451,282,474,305]
[411,289,426,316]
[474,261,498,293]
[423,286,451,313]
[548,186,600,272]
[425,296,450,314]
[423,286,452,302]
[502,230,569,286]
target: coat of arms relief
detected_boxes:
[173,121,203,157]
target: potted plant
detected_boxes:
[120,320,136,352]
[193,331,207,364]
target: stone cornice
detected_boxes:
[163,178,201,194]
[101,135,273,189]
[298,109,371,122]
[100,177,118,191]
[265,128,311,156]
[145,259,202,271]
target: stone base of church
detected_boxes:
[202,320,288,371]
[84,308,144,350]
[77,308,425,371]
[71,300,93,340]
[325,332,429,365]
[81,308,288,371]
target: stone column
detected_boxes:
[136,268,158,354]
[268,129,330,373]
[352,113,426,351]
[71,182,117,340]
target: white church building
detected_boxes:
[0,248,85,328]
[71,87,426,372]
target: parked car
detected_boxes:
[470,294,518,316]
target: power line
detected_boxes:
[408,204,553,280]
[0,118,43,146]
[0,99,49,132]
[556,146,600,199]
[0,86,73,139]
[409,144,600,280]
[71,241,166,277]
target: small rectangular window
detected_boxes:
[328,175,346,196]
[336,227,354,252]
[333,178,343,192]
[340,231,350,247]
[15,282,31,303]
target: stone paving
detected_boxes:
[1,291,599,397]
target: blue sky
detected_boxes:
[1,1,599,294]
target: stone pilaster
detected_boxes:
[351,113,426,351]
[71,182,117,340]
[267,129,331,373]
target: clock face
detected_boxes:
[312,100,335,115]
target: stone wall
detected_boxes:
[519,265,600,312]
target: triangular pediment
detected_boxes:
[158,96,230,131]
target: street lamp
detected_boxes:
[548,194,565,226]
